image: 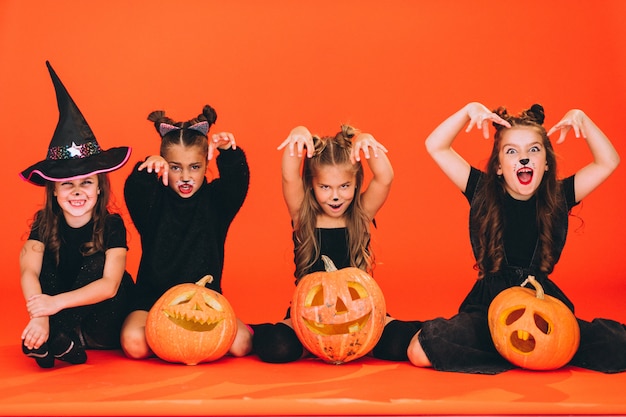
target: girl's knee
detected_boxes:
[229,322,253,357]
[407,331,432,367]
[120,327,151,359]
[120,311,151,359]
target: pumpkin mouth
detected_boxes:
[163,312,223,332]
[162,291,225,332]
[302,312,372,336]
[509,329,536,354]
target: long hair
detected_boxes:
[147,104,217,157]
[294,125,373,280]
[33,173,112,265]
[472,104,562,277]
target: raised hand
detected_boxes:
[278,126,314,158]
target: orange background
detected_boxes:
[1,0,625,343]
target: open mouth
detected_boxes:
[328,203,343,211]
[517,167,533,185]
[178,184,194,194]
[69,200,85,207]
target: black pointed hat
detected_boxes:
[20,61,131,186]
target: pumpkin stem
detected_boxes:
[196,275,214,287]
[520,275,545,300]
[321,255,338,272]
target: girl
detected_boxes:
[20,61,134,368]
[410,101,626,373]
[253,125,422,363]
[121,105,252,359]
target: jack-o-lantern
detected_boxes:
[488,275,580,370]
[146,275,237,365]
[291,255,386,364]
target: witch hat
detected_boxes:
[19,61,131,186]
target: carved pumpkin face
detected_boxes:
[146,275,237,365]
[488,275,580,370]
[291,256,386,364]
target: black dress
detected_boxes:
[31,213,134,348]
[418,167,626,374]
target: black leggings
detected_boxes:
[251,319,422,363]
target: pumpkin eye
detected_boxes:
[202,293,224,311]
[305,285,325,307]
[504,307,525,325]
[348,282,368,300]
[534,314,551,335]
[170,291,195,306]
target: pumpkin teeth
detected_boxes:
[517,329,530,341]
[348,324,360,333]
[163,310,223,332]
[165,309,217,325]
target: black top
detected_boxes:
[464,167,578,272]
[29,213,128,295]
[124,148,249,310]
[293,227,351,283]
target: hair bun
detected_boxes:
[147,110,165,123]
[201,105,217,126]
[528,104,545,125]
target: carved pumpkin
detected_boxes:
[488,275,580,370]
[291,255,386,364]
[146,275,237,365]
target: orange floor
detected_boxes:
[1,343,626,417]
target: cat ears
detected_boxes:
[158,121,209,137]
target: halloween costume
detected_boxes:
[253,227,417,362]
[417,167,626,374]
[124,147,249,311]
[19,61,133,367]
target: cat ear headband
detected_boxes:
[158,121,209,138]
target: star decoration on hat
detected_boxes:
[68,142,82,157]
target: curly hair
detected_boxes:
[294,125,373,280]
[147,104,217,156]
[472,104,563,277]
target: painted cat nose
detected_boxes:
[520,158,530,165]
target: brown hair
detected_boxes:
[472,104,562,277]
[33,173,112,265]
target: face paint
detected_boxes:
[176,179,196,195]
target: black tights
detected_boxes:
[251,323,303,363]
[251,320,422,363]
[372,319,423,361]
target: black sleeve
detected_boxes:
[104,213,128,250]
[210,147,250,223]
[562,175,579,210]
[462,167,483,204]
[123,159,161,234]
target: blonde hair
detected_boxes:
[294,125,373,280]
